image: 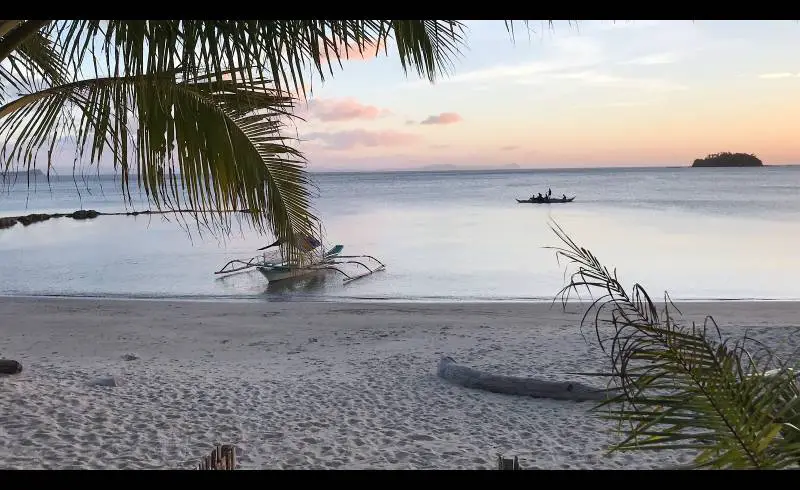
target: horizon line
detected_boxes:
[4,162,798,178]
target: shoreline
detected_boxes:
[1,297,798,469]
[3,292,800,305]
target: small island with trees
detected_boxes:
[691,152,764,168]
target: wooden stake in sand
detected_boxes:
[497,455,521,470]
[196,444,237,470]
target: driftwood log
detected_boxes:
[437,356,610,402]
[0,359,23,375]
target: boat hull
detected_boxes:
[257,265,323,283]
[516,196,575,204]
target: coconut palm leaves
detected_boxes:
[0,20,467,255]
[51,21,465,96]
[1,72,317,257]
[1,21,66,103]
[549,221,800,469]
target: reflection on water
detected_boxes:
[1,167,800,301]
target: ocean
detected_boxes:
[1,166,799,302]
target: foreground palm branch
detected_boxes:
[548,221,800,469]
[0,71,318,260]
[0,20,468,258]
[50,21,466,96]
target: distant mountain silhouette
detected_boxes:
[418,163,521,172]
[692,152,763,168]
[0,169,46,182]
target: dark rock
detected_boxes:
[0,217,17,230]
[0,359,23,375]
[17,213,51,226]
[121,353,139,361]
[71,209,100,220]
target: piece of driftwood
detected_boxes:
[497,455,521,470]
[0,359,23,375]
[196,444,236,470]
[437,356,611,402]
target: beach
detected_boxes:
[1,297,798,470]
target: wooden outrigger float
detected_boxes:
[214,234,386,285]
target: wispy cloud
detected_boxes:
[420,112,462,125]
[623,52,680,65]
[500,145,518,151]
[544,70,687,92]
[304,97,391,122]
[758,72,800,79]
[303,130,419,150]
[417,36,605,87]
[602,100,656,108]
[593,20,664,31]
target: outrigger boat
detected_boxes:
[214,234,386,284]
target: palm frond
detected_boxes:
[0,19,469,252]
[548,220,800,469]
[0,20,51,62]
[0,20,64,103]
[0,72,318,261]
[51,20,466,98]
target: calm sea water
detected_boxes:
[1,166,800,302]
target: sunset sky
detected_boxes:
[290,20,800,172]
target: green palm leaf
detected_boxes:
[2,20,471,249]
[548,220,800,469]
[0,71,318,261]
[52,20,466,98]
[0,20,65,103]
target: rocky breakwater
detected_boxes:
[0,209,100,230]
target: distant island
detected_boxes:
[0,168,45,179]
[691,152,763,168]
[417,163,521,172]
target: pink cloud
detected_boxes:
[420,112,462,125]
[305,98,391,122]
[303,129,420,150]
[501,145,518,151]
[318,40,385,63]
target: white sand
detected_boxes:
[0,297,797,470]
